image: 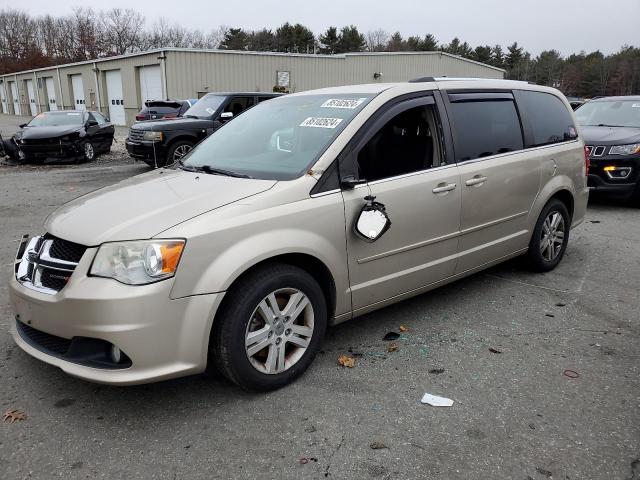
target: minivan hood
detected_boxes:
[21,125,82,139]
[579,125,640,145]
[45,170,276,246]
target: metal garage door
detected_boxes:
[139,65,162,103]
[45,77,57,111]
[9,81,20,115]
[105,70,126,125]
[0,82,7,114]
[71,74,86,111]
[26,79,37,116]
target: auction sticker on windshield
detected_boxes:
[320,98,367,109]
[300,117,343,129]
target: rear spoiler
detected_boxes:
[144,100,183,108]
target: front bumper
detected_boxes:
[9,253,224,385]
[588,156,639,198]
[125,139,166,162]
[19,141,83,160]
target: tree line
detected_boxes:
[1,7,638,97]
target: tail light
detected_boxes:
[135,115,144,121]
[584,146,590,176]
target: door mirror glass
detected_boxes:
[87,119,98,127]
[354,197,391,242]
[220,111,233,121]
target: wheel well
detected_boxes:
[550,189,574,219]
[223,254,337,319]
[167,135,197,148]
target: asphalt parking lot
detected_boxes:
[0,114,638,480]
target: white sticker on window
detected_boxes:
[67,113,81,116]
[632,104,640,108]
[205,107,215,114]
[320,98,367,109]
[300,117,343,129]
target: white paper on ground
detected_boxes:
[421,393,454,407]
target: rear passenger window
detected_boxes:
[448,98,524,162]
[514,90,578,147]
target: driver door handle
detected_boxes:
[465,175,488,186]
[432,182,457,194]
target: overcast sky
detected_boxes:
[17,0,640,56]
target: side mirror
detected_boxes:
[220,111,234,121]
[87,119,98,127]
[19,123,26,128]
[354,196,391,242]
[340,174,367,189]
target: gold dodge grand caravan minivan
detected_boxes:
[10,79,589,390]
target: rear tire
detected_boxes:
[525,199,570,272]
[210,263,327,391]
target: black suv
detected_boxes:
[126,92,281,167]
[575,96,640,205]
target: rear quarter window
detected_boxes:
[514,90,578,147]
[448,98,524,162]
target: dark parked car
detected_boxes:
[135,99,197,121]
[575,96,640,205]
[126,92,281,167]
[0,110,114,163]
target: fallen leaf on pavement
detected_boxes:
[370,441,388,449]
[3,409,26,423]
[488,347,502,354]
[338,355,355,368]
[387,343,398,353]
[399,325,408,332]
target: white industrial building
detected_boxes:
[0,48,504,126]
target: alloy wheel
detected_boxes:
[84,142,94,160]
[244,288,314,375]
[173,144,192,160]
[539,211,565,261]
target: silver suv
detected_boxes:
[10,79,589,390]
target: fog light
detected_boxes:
[110,345,121,364]
[603,166,631,180]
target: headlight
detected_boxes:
[609,143,640,156]
[90,240,185,285]
[143,131,163,141]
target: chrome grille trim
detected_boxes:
[15,235,83,295]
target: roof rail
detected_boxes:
[408,77,436,83]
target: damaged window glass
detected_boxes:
[27,112,84,127]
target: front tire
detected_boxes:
[211,263,327,391]
[81,141,95,162]
[525,199,570,272]
[163,140,194,167]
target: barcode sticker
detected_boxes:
[321,98,367,109]
[300,117,343,129]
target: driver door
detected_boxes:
[341,95,462,312]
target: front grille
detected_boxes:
[17,320,71,355]
[45,235,86,263]
[40,268,71,291]
[15,234,87,294]
[128,129,144,142]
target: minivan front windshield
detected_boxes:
[183,95,225,119]
[575,99,640,128]
[181,94,373,180]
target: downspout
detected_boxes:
[159,50,168,100]
[14,73,18,115]
[93,62,102,113]
[56,67,64,110]
[32,71,39,113]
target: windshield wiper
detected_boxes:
[198,165,252,178]
[177,160,251,178]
